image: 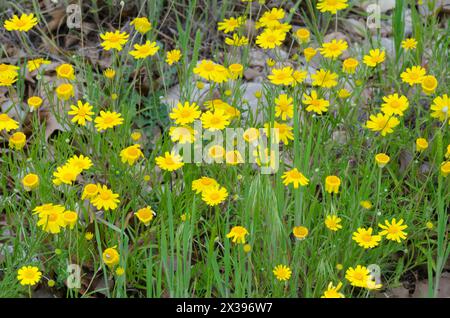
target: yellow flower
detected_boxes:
[416,138,428,152]
[401,66,426,86]
[292,69,307,85]
[320,39,348,59]
[52,165,82,185]
[426,221,434,230]
[17,266,42,286]
[342,58,359,74]
[363,49,386,67]
[63,211,78,229]
[217,16,244,33]
[129,41,159,59]
[381,94,409,116]
[378,218,408,243]
[360,200,373,210]
[94,111,124,131]
[100,30,129,51]
[264,121,294,145]
[55,83,74,101]
[120,144,144,165]
[0,64,19,78]
[131,131,142,141]
[352,227,381,249]
[155,151,184,171]
[103,247,120,267]
[282,168,309,188]
[295,28,310,43]
[166,49,182,65]
[104,68,116,79]
[68,101,95,126]
[338,88,351,99]
[192,177,219,194]
[9,132,26,150]
[0,113,19,131]
[446,145,450,158]
[81,183,98,200]
[441,161,450,177]
[321,282,345,298]
[56,63,75,80]
[226,226,249,244]
[33,203,65,218]
[85,232,94,240]
[225,33,249,46]
[225,150,244,165]
[201,109,231,131]
[401,38,417,50]
[130,17,152,34]
[345,265,370,288]
[268,66,294,86]
[27,96,43,111]
[115,267,125,276]
[430,94,449,124]
[36,207,66,234]
[325,175,341,194]
[292,226,309,240]
[317,0,348,14]
[311,69,338,88]
[0,72,18,86]
[325,215,342,231]
[135,206,156,226]
[169,101,201,125]
[259,8,285,28]
[193,60,229,83]
[243,128,260,143]
[201,185,228,206]
[302,90,330,114]
[256,28,286,49]
[375,153,390,168]
[169,126,196,144]
[275,94,294,120]
[91,185,120,211]
[304,47,317,62]
[4,13,38,32]
[27,58,51,72]
[273,264,292,281]
[208,145,226,160]
[22,173,39,191]
[366,113,400,136]
[228,63,244,79]
[421,75,438,95]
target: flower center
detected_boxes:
[100,191,111,200]
[0,114,9,121]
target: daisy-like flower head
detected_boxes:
[264,121,294,145]
[363,49,386,67]
[268,66,294,86]
[201,185,228,206]
[120,144,144,165]
[36,207,66,234]
[0,73,18,87]
[17,266,42,286]
[381,94,409,116]
[293,226,309,240]
[325,175,341,194]
[169,101,201,125]
[304,47,318,62]
[401,38,417,50]
[282,168,309,189]
[22,173,39,191]
[129,41,160,59]
[103,68,115,79]
[193,60,229,83]
[401,65,426,86]
[0,113,19,132]
[217,16,244,33]
[94,111,124,131]
[207,145,226,160]
[4,13,38,32]
[320,39,348,59]
[295,28,310,43]
[293,69,308,85]
[274,94,294,120]
[352,227,382,249]
[421,75,438,95]
[9,132,26,150]
[56,63,75,80]
[135,206,156,226]
[360,200,373,210]
[228,63,244,79]
[430,94,449,124]
[226,226,249,244]
[68,101,95,126]
[317,0,348,14]
[441,161,450,177]
[103,247,120,267]
[91,185,120,211]
[375,153,390,168]
[273,264,292,281]
[155,151,184,171]
[63,211,78,229]
[302,90,330,115]
[378,218,408,243]
[201,109,231,131]
[55,83,74,101]
[243,128,260,143]
[256,28,286,49]
[311,69,338,88]
[27,96,43,111]
[169,126,196,144]
[325,215,342,231]
[225,33,249,47]
[33,203,65,217]
[27,58,51,72]
[100,30,129,51]
[366,113,400,136]
[130,17,152,34]
[321,282,345,298]
[416,138,429,152]
[192,177,219,194]
[258,8,285,28]
[166,49,182,65]
[82,183,99,200]
[345,265,370,288]
[342,58,359,74]
[52,164,82,186]
[0,64,19,78]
